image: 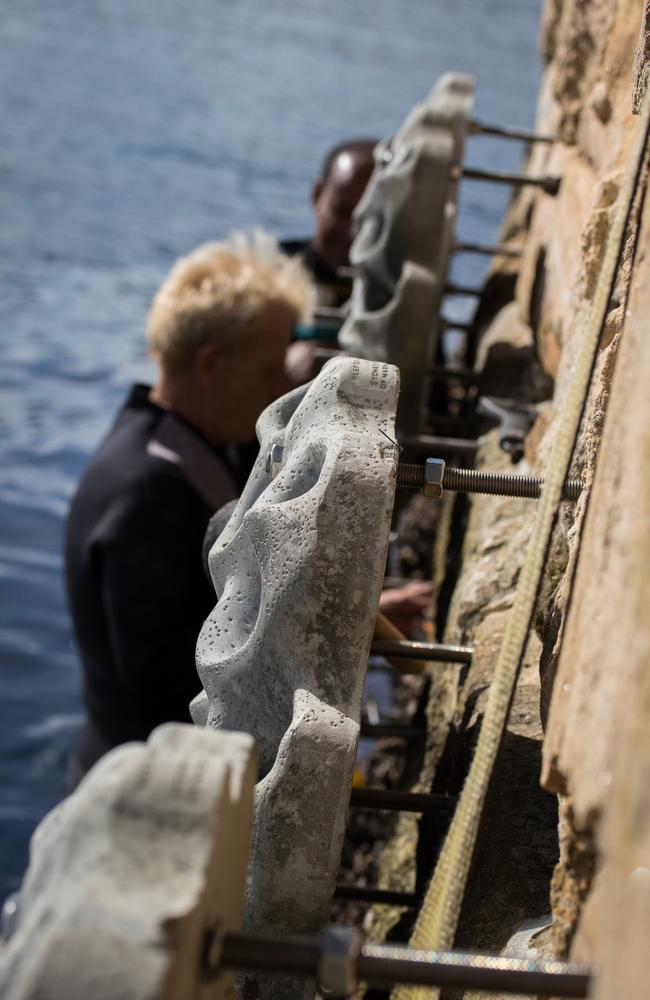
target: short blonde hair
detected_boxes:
[147,231,314,374]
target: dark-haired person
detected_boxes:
[284,138,376,386]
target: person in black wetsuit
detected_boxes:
[284,138,377,386]
[65,234,313,782]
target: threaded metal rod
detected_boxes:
[398,432,479,456]
[453,240,522,258]
[440,317,475,333]
[350,788,455,813]
[397,463,583,500]
[334,885,419,907]
[371,638,472,664]
[360,721,427,741]
[444,281,482,297]
[428,365,478,384]
[469,119,555,144]
[455,165,561,196]
[217,931,592,997]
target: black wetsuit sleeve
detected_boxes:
[94,471,212,735]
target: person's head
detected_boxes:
[147,232,314,444]
[312,139,377,271]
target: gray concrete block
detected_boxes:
[341,262,440,433]
[339,73,475,432]
[194,358,399,972]
[0,725,257,1000]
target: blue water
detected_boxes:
[0,0,542,897]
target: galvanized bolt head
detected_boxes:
[265,444,284,479]
[424,457,445,498]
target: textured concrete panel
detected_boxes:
[194,357,399,959]
[0,725,256,1000]
[347,130,456,307]
[340,262,439,432]
[339,74,474,431]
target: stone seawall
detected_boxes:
[380,2,650,994]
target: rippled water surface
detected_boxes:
[0,0,541,896]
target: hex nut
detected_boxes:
[424,457,445,498]
[265,444,284,478]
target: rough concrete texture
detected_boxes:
[0,724,257,1000]
[339,74,474,430]
[340,261,440,432]
[194,358,399,957]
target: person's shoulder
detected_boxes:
[279,237,309,258]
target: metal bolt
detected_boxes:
[428,365,478,384]
[424,457,445,498]
[398,432,478,457]
[216,927,594,998]
[453,239,522,258]
[444,281,482,297]
[360,720,427,741]
[334,884,419,907]
[265,444,284,478]
[370,638,473,664]
[397,458,583,501]
[350,788,455,813]
[453,164,561,196]
[440,316,474,333]
[469,118,555,144]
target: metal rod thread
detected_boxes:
[334,885,419,907]
[350,788,455,813]
[470,119,555,144]
[453,240,522,259]
[360,721,427,741]
[457,166,561,195]
[444,282,482,297]
[398,432,478,456]
[218,932,592,998]
[371,637,472,664]
[397,463,583,500]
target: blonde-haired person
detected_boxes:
[65,233,313,784]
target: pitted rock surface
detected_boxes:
[339,73,474,430]
[0,725,256,1000]
[193,357,399,962]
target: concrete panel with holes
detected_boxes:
[193,358,399,989]
[0,725,256,1000]
[339,73,474,431]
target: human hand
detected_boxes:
[377,581,433,637]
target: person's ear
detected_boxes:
[312,178,324,208]
[194,341,224,381]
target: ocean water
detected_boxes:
[0,0,542,897]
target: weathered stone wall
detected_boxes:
[377,1,650,991]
